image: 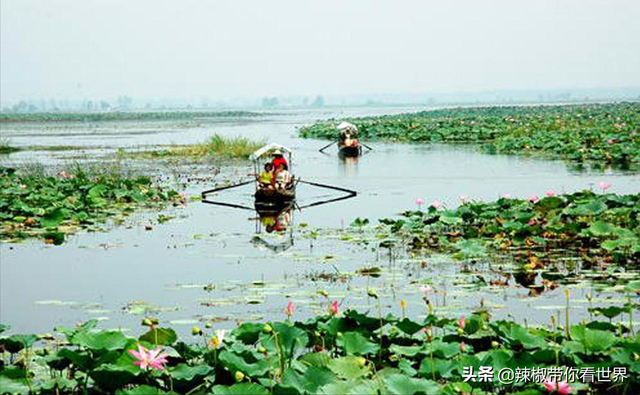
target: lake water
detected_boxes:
[1,106,639,335]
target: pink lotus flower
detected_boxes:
[606,139,615,144]
[598,182,611,192]
[329,300,339,315]
[543,379,574,394]
[545,191,556,197]
[528,195,540,203]
[418,284,434,294]
[415,198,425,206]
[286,300,294,317]
[458,195,469,203]
[459,342,467,352]
[430,200,442,209]
[501,194,512,199]
[528,219,537,226]
[128,344,169,370]
[458,315,466,330]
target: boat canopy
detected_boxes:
[337,122,357,132]
[249,143,293,161]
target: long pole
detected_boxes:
[201,180,253,198]
[298,179,357,195]
[319,141,336,153]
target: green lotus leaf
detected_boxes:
[337,331,379,355]
[211,383,269,395]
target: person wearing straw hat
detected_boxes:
[271,149,288,168]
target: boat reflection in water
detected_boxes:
[201,142,357,252]
[250,207,294,253]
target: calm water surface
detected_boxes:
[1,107,639,335]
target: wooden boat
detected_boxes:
[338,145,362,157]
[250,143,296,215]
[254,187,295,213]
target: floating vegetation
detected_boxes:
[300,102,640,167]
[0,298,638,394]
[0,138,20,155]
[371,191,640,267]
[0,110,263,123]
[118,134,265,160]
[0,166,182,243]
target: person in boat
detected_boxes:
[258,162,275,189]
[274,162,292,189]
[249,163,275,189]
[339,130,359,148]
[271,149,288,169]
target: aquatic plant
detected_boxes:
[121,134,264,160]
[0,301,638,394]
[128,344,169,370]
[299,102,640,168]
[375,190,640,265]
[0,165,181,243]
[0,138,20,154]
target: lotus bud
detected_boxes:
[459,342,467,352]
[400,300,407,310]
[262,324,273,333]
[191,326,202,336]
[235,371,245,382]
[142,318,153,327]
[205,322,212,329]
[564,289,571,299]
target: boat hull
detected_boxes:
[254,188,295,214]
[338,145,362,157]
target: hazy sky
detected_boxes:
[2,0,640,102]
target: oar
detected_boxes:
[299,179,357,195]
[361,143,373,151]
[201,199,254,211]
[319,141,336,153]
[201,180,253,198]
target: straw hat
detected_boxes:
[273,149,283,155]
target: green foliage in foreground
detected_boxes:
[1,300,639,395]
[129,135,265,160]
[299,102,640,167]
[0,166,181,243]
[375,191,640,265]
[0,111,262,123]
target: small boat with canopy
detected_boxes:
[249,143,296,214]
[318,122,372,157]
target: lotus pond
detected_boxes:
[0,105,639,394]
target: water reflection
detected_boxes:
[251,208,295,253]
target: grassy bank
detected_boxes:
[0,111,263,123]
[0,165,182,243]
[0,139,20,154]
[299,102,640,167]
[1,294,638,394]
[120,134,264,160]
